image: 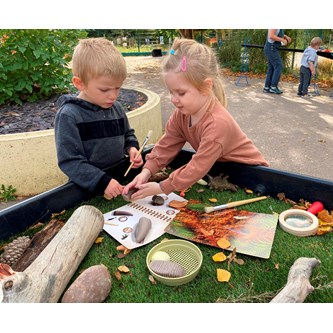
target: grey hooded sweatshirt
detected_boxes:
[55,94,139,193]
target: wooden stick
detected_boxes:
[124,130,152,177]
[204,196,268,213]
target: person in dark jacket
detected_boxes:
[55,37,143,199]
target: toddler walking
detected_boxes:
[298,37,322,97]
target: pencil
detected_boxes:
[124,130,153,177]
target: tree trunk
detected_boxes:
[270,257,321,303]
[12,219,64,272]
[1,205,104,303]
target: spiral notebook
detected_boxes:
[103,192,187,249]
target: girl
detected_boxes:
[123,38,269,200]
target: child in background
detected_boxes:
[123,37,269,200]
[297,37,322,97]
[55,37,143,199]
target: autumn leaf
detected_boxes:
[234,258,245,265]
[118,265,130,273]
[209,198,218,203]
[148,275,157,285]
[274,263,280,270]
[94,236,104,244]
[212,252,227,262]
[114,271,122,280]
[217,237,231,249]
[217,268,231,282]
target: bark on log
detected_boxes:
[1,205,104,303]
[12,219,64,272]
[270,257,321,303]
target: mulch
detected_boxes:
[0,88,147,135]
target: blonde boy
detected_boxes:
[298,37,322,97]
[55,38,143,199]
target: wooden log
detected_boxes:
[270,257,321,303]
[1,205,104,303]
[12,219,64,272]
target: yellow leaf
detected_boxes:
[209,198,218,203]
[118,265,130,273]
[217,268,231,282]
[245,189,253,194]
[95,236,104,244]
[212,252,227,262]
[217,237,231,249]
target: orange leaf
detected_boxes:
[94,236,104,244]
[114,271,122,280]
[217,237,231,249]
[209,198,218,203]
[217,268,231,282]
[212,252,227,262]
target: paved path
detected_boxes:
[125,56,333,182]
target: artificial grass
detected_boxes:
[53,184,333,303]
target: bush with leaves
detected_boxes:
[0,29,87,106]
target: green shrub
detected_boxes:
[0,29,87,106]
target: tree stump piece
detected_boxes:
[1,205,104,303]
[12,219,64,272]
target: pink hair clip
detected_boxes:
[181,56,187,72]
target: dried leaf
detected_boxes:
[212,252,227,262]
[116,244,127,251]
[245,189,253,194]
[196,179,208,186]
[217,268,231,282]
[196,189,205,193]
[94,236,104,244]
[118,265,130,273]
[115,271,122,280]
[217,237,231,249]
[148,275,157,284]
[274,263,280,270]
[209,198,218,203]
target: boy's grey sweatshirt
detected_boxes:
[55,94,140,194]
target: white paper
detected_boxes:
[103,192,187,249]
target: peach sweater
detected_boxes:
[144,101,269,194]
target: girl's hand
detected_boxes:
[130,182,163,200]
[104,179,124,199]
[123,168,151,195]
[128,147,143,169]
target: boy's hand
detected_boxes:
[104,179,124,200]
[130,182,163,200]
[128,147,143,169]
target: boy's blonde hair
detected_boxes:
[162,37,227,107]
[310,37,322,47]
[71,37,127,84]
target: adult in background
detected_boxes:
[263,29,291,94]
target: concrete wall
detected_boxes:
[0,86,162,196]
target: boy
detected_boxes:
[298,37,322,97]
[55,37,143,199]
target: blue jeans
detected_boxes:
[298,65,312,95]
[264,42,283,88]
